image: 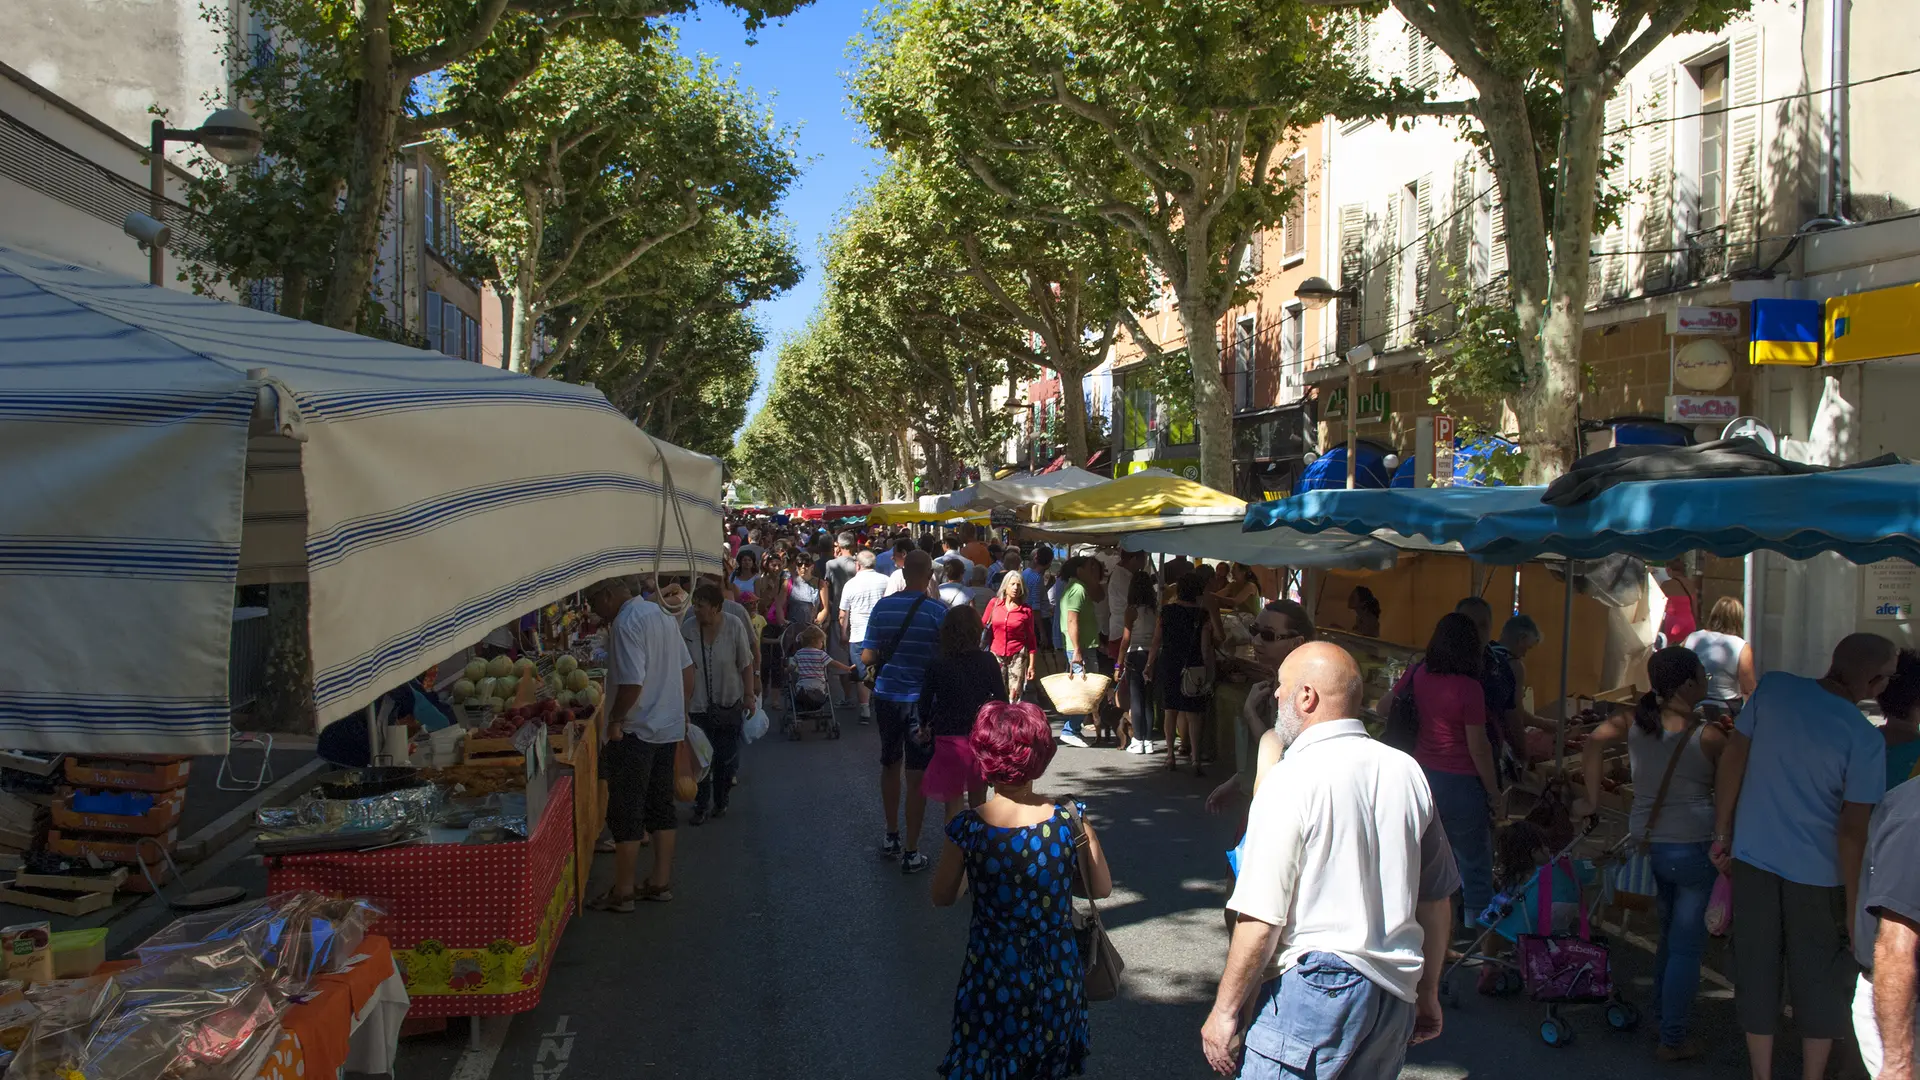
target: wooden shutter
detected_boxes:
[1447,156,1473,284]
[1283,156,1307,256]
[1594,85,1631,303]
[1726,29,1765,269]
[1405,23,1437,90]
[1338,203,1366,351]
[1487,185,1508,280]
[1640,66,1676,291]
[1414,175,1435,318]
[1342,15,1372,67]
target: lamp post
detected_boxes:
[147,108,263,285]
[1294,276,1367,488]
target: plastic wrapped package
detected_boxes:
[136,893,384,999]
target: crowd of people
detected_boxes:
[575,515,1920,1080]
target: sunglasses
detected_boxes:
[1252,627,1304,644]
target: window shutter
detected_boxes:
[1640,67,1676,291]
[1726,29,1765,269]
[1382,196,1403,346]
[1487,186,1508,280]
[426,289,441,347]
[1342,15,1372,67]
[1446,157,1473,284]
[1283,156,1307,256]
[1595,85,1632,303]
[1338,204,1367,351]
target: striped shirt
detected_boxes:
[793,647,830,688]
[858,593,949,702]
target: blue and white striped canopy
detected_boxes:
[0,247,722,754]
[1243,464,1920,566]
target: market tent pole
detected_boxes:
[1556,565,1574,774]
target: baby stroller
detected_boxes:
[781,657,840,740]
[1438,818,1640,1047]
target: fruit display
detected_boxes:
[464,659,487,683]
[555,655,578,676]
[473,699,578,740]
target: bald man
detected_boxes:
[1713,632,1894,1078]
[1203,643,1458,1078]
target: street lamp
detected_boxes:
[146,108,263,285]
[1293,276,1357,308]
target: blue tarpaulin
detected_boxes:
[1298,441,1395,491]
[1244,463,1920,565]
[1390,437,1517,488]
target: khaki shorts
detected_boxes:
[997,652,1029,701]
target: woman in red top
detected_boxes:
[1383,611,1499,927]
[982,571,1038,702]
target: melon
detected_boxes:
[579,683,601,708]
[546,673,564,695]
[486,655,514,679]
[476,677,498,702]
[556,690,574,708]
[451,679,477,703]
[497,674,519,697]
[565,670,591,693]
[513,657,536,679]
[488,696,509,714]
[464,659,488,683]
[555,655,578,676]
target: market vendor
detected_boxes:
[316,676,438,768]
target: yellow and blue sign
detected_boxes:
[1748,298,1821,366]
[1826,281,1920,365]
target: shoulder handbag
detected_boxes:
[1056,799,1125,1002]
[862,593,928,690]
[1382,665,1423,752]
[1612,721,1702,901]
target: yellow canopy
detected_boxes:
[1040,473,1246,522]
[867,502,991,525]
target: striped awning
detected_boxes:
[0,247,721,754]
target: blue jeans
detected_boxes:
[1241,953,1414,1079]
[1650,841,1716,1046]
[1059,655,1088,738]
[1424,768,1494,925]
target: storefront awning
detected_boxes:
[0,248,721,753]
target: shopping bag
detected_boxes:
[684,722,714,778]
[1705,871,1734,936]
[743,703,771,744]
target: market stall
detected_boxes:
[0,246,722,756]
[943,467,1111,513]
[867,502,991,526]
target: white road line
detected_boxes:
[450,1015,512,1080]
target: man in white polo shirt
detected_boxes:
[1202,643,1458,1078]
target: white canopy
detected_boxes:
[0,248,720,754]
[948,467,1112,511]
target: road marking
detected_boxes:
[450,1015,512,1080]
[531,1015,574,1080]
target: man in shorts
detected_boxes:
[860,550,948,874]
[584,576,694,913]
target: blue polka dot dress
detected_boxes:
[939,801,1090,1080]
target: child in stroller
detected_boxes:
[785,625,847,739]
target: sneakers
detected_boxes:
[711,806,728,820]
[1654,1040,1703,1062]
[880,834,903,859]
[858,705,873,724]
[901,851,930,874]
[1141,739,1159,755]
[688,807,709,826]
[1059,732,1090,748]
[637,883,673,903]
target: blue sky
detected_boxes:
[671,0,884,428]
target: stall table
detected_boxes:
[257,934,408,1080]
[266,777,575,1019]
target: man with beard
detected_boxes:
[1202,643,1458,1079]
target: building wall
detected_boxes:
[6,0,235,170]
[1844,0,1920,220]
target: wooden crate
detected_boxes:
[52,790,184,837]
[46,828,176,865]
[0,882,114,916]
[63,756,190,792]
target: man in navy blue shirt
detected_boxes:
[861,549,948,873]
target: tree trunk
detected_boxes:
[1056,364,1091,466]
[508,195,544,373]
[1175,296,1234,491]
[254,582,314,734]
[280,268,307,322]
[319,0,400,331]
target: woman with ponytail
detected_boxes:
[1574,646,1725,1061]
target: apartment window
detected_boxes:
[442,300,460,356]
[1282,155,1307,258]
[425,289,441,347]
[1395,182,1419,335]
[1233,315,1256,411]
[1696,59,1728,234]
[1280,302,1304,401]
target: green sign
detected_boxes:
[1325,380,1390,424]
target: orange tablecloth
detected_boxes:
[257,935,397,1080]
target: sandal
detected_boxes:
[586,890,635,913]
[637,883,674,903]
[594,838,616,854]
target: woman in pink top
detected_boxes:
[1384,611,1500,925]
[982,572,1038,701]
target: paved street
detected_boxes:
[395,705,1840,1080]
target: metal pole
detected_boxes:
[148,120,166,287]
[1555,563,1574,774]
[1345,359,1358,489]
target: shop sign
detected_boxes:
[1672,339,1735,391]
[1826,280,1920,365]
[1665,395,1740,424]
[1325,380,1390,424]
[1668,306,1742,336]
[1866,561,1917,621]
[1430,415,1455,489]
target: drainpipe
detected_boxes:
[1823,0,1849,217]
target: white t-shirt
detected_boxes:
[1685,629,1747,702]
[839,569,891,647]
[1227,719,1459,1002]
[938,582,972,609]
[1106,563,1134,640]
[606,597,694,744]
[934,551,974,579]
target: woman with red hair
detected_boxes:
[931,701,1114,1079]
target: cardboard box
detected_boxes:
[52,790,183,836]
[63,756,190,792]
